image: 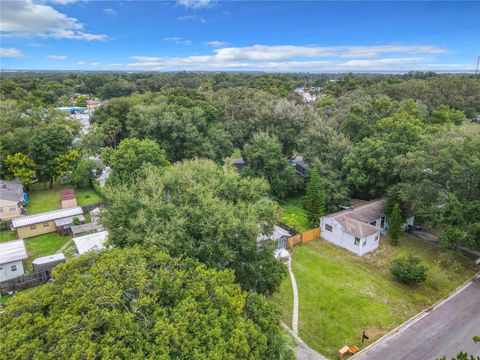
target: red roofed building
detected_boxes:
[60,188,77,209]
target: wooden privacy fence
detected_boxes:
[286,228,320,249]
[0,270,50,295]
[81,201,107,212]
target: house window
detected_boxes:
[325,224,333,232]
[369,221,376,226]
[362,239,367,246]
[43,222,49,227]
[354,237,360,246]
[375,235,379,241]
[11,265,17,272]
[30,225,36,230]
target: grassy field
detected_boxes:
[280,197,311,232]
[0,231,18,243]
[24,233,70,271]
[27,183,103,214]
[231,148,242,158]
[272,235,477,358]
[0,285,45,305]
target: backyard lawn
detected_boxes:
[24,233,70,271]
[272,235,477,358]
[0,230,18,243]
[280,196,311,232]
[27,183,103,214]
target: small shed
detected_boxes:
[54,214,86,235]
[73,231,108,255]
[32,253,66,273]
[60,188,77,208]
[71,222,104,237]
[257,225,292,249]
[231,158,246,173]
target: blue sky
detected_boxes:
[1,0,479,72]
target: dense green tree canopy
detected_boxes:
[102,159,287,294]
[102,138,169,185]
[0,247,293,360]
[242,133,297,199]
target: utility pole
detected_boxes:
[476,56,480,76]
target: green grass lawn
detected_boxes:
[231,148,242,158]
[0,285,45,305]
[272,235,477,358]
[24,233,70,271]
[0,230,18,243]
[75,187,103,206]
[280,197,311,232]
[27,183,103,214]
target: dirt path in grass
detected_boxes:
[56,239,72,254]
[287,257,299,333]
[285,256,328,360]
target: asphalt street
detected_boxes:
[354,276,480,360]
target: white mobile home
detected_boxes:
[320,200,385,256]
[73,231,108,255]
[0,240,28,281]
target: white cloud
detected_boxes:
[204,40,226,47]
[103,8,118,16]
[28,42,44,47]
[164,37,192,45]
[0,0,108,40]
[76,61,85,64]
[90,62,100,66]
[126,43,470,72]
[47,55,67,60]
[106,63,123,66]
[177,0,212,9]
[212,44,448,62]
[0,47,24,57]
[48,0,83,4]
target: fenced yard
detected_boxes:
[286,228,320,249]
[27,182,103,214]
[272,235,477,359]
[0,270,50,295]
[280,197,310,232]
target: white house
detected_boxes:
[257,225,292,249]
[73,231,108,255]
[320,199,385,256]
[0,240,28,281]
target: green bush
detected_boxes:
[438,227,465,249]
[390,254,428,284]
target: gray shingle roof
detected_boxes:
[12,207,84,228]
[0,240,28,264]
[0,179,23,203]
[326,199,384,238]
[257,225,291,242]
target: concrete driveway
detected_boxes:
[354,275,480,360]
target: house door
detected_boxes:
[278,237,287,249]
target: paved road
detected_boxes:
[355,276,480,360]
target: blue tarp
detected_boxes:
[23,192,28,204]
